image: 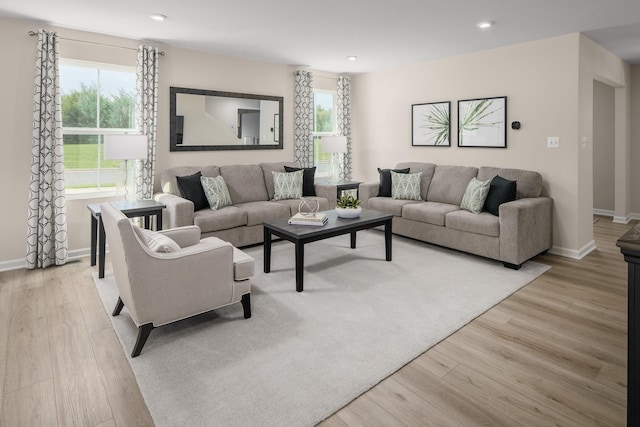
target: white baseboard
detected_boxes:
[593,208,615,217]
[0,248,92,273]
[548,240,597,260]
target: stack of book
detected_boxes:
[288,212,328,226]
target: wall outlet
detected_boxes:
[547,137,559,148]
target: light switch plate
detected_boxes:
[547,137,559,148]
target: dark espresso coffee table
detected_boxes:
[263,209,393,292]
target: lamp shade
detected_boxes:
[320,136,347,153]
[104,134,148,160]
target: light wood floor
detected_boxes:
[0,216,630,426]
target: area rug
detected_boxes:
[93,231,549,427]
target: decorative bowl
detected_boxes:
[335,207,362,218]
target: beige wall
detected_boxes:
[352,34,583,254]
[0,17,294,268]
[593,80,615,211]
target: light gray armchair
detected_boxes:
[100,203,254,357]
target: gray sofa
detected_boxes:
[360,162,553,269]
[154,162,336,247]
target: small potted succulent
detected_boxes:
[335,193,362,218]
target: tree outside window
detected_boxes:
[312,90,337,178]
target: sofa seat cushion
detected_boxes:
[368,197,422,217]
[194,206,248,233]
[445,210,500,237]
[273,197,330,216]
[402,202,460,226]
[234,201,291,226]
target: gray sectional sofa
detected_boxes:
[359,162,553,269]
[154,162,336,247]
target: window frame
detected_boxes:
[60,59,137,199]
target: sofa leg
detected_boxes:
[503,262,522,270]
[241,294,252,319]
[112,297,124,316]
[132,323,154,358]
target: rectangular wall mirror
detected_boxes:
[170,86,284,151]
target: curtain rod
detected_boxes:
[28,31,165,56]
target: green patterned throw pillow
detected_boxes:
[460,177,491,214]
[272,170,303,200]
[391,171,422,200]
[200,176,233,210]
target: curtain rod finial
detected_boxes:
[28,30,37,36]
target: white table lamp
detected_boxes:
[104,134,148,200]
[321,136,347,182]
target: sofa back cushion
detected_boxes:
[477,167,543,198]
[427,165,478,205]
[161,166,220,196]
[220,164,269,203]
[260,162,299,199]
[395,162,437,200]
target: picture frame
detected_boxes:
[457,96,507,148]
[273,113,280,143]
[411,101,451,146]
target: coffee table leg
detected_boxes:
[90,215,97,266]
[99,218,106,278]
[350,231,357,249]
[385,219,392,261]
[295,241,304,292]
[263,227,271,273]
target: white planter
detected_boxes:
[335,207,362,218]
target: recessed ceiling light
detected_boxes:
[347,56,358,61]
[477,21,493,29]
[149,13,167,21]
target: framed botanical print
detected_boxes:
[411,101,451,146]
[458,96,507,148]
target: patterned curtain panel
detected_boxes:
[135,45,159,200]
[337,75,352,180]
[26,29,68,269]
[293,70,314,168]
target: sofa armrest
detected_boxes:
[499,197,553,266]
[154,192,195,229]
[359,182,380,208]
[158,225,202,248]
[314,183,338,209]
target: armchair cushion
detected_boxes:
[134,227,181,253]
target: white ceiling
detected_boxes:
[2,0,640,73]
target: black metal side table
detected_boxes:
[319,180,362,199]
[88,200,166,278]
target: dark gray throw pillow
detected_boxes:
[284,166,316,196]
[176,171,209,211]
[378,168,410,197]
[484,175,517,216]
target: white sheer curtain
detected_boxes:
[135,45,159,200]
[293,70,314,168]
[26,29,68,269]
[337,75,352,180]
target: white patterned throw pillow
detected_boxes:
[272,170,303,200]
[200,176,233,210]
[391,171,422,200]
[460,177,491,214]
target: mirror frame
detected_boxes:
[169,86,284,151]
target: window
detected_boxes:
[60,59,137,197]
[312,89,337,178]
